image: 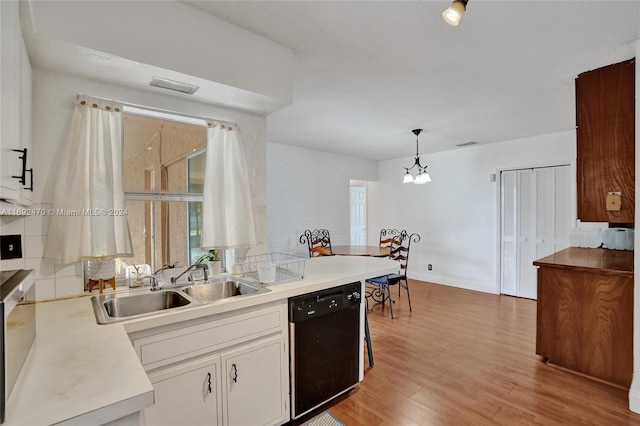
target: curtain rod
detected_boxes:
[76,93,238,129]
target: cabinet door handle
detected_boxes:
[25,168,33,192]
[11,148,27,185]
[206,372,212,394]
[232,364,238,383]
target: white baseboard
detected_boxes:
[629,379,640,413]
[409,272,499,295]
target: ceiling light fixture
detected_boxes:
[403,129,431,184]
[442,0,468,26]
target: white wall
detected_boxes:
[27,0,293,106]
[368,130,576,294]
[266,142,377,256]
[0,68,268,300]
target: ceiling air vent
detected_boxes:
[150,77,199,95]
[456,141,478,147]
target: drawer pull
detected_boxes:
[206,372,212,394]
[232,364,238,383]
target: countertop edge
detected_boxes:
[532,260,634,277]
[533,247,634,277]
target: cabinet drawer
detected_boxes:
[134,303,285,370]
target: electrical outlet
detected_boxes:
[428,264,432,271]
[0,234,22,260]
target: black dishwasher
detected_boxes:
[289,282,361,419]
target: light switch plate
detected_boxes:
[606,192,622,211]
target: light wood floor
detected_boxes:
[327,280,640,426]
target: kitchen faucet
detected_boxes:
[170,263,209,284]
[152,262,178,276]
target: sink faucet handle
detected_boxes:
[147,275,159,290]
[196,263,209,281]
[188,263,209,282]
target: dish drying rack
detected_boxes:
[235,253,306,284]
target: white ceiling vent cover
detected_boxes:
[150,77,199,95]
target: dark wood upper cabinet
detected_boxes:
[576,58,635,223]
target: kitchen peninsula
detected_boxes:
[534,247,633,388]
[6,256,398,425]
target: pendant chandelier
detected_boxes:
[402,129,431,184]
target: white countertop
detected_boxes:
[6,256,397,425]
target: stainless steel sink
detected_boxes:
[91,290,194,324]
[90,279,270,324]
[182,279,269,303]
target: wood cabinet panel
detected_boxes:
[536,266,633,387]
[576,59,635,223]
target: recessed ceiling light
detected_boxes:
[150,76,199,95]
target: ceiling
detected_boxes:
[182,0,640,160]
[25,1,640,161]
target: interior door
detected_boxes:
[517,169,536,299]
[350,184,366,245]
[500,165,571,299]
[500,170,517,296]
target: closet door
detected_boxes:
[500,170,517,296]
[552,166,571,253]
[501,166,571,300]
[517,170,536,299]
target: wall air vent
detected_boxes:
[456,141,478,147]
[150,77,199,95]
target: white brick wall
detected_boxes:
[266,142,378,256]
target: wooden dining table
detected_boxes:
[331,245,390,258]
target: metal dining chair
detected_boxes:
[379,228,401,251]
[365,231,420,318]
[299,229,334,257]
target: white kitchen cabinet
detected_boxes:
[131,301,290,426]
[19,39,32,204]
[0,0,33,205]
[222,336,288,426]
[0,0,21,202]
[143,356,222,426]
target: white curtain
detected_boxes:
[201,124,256,249]
[44,95,132,264]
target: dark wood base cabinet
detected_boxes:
[535,249,633,388]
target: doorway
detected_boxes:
[349,182,366,245]
[500,165,571,299]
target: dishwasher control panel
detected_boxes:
[289,281,361,323]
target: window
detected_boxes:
[120,109,214,276]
